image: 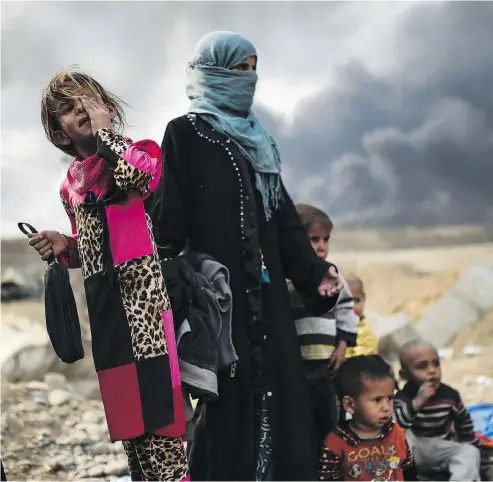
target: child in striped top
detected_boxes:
[394,339,480,480]
[289,204,359,444]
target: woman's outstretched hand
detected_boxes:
[318,265,343,297]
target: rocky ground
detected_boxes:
[1,373,129,481]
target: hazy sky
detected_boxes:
[2,1,493,238]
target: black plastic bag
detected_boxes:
[18,222,84,363]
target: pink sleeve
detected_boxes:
[96,129,163,197]
[121,140,163,194]
[58,189,81,269]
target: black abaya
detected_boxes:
[148,114,338,481]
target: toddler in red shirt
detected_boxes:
[319,355,416,481]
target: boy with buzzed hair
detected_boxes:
[319,355,416,481]
[394,339,480,481]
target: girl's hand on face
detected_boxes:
[80,94,112,136]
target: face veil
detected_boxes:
[186,31,283,220]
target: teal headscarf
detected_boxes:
[187,31,282,220]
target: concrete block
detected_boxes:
[17,345,56,381]
[1,357,16,381]
[416,292,480,349]
[0,317,48,367]
[451,264,493,312]
[68,379,100,400]
[369,313,421,362]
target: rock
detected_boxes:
[369,313,420,361]
[70,434,94,445]
[86,465,106,477]
[36,413,53,425]
[44,372,68,389]
[1,313,97,403]
[1,267,28,288]
[73,422,89,432]
[2,378,125,480]
[43,457,69,473]
[5,441,24,453]
[104,459,129,476]
[17,345,56,381]
[25,380,49,390]
[74,454,91,466]
[65,416,80,427]
[94,454,111,465]
[112,443,124,453]
[1,267,40,301]
[3,413,23,433]
[16,400,39,411]
[82,409,103,425]
[85,423,105,440]
[48,388,71,406]
[73,445,84,455]
[91,442,112,455]
[67,469,84,479]
[32,391,46,403]
[0,380,12,398]
[69,379,100,400]
[0,315,49,379]
[1,357,17,382]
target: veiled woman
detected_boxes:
[149,31,342,481]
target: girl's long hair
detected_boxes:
[41,65,128,156]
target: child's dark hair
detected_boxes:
[41,65,128,157]
[295,203,333,232]
[336,355,393,398]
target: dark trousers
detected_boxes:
[304,359,338,445]
[1,461,7,481]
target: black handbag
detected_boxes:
[18,222,84,363]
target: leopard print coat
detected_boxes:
[59,130,187,462]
